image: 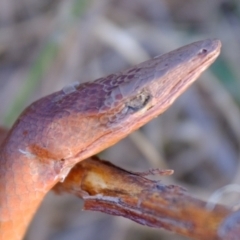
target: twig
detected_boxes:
[54,156,239,240]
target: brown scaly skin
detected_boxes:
[0,39,221,239]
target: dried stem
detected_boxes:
[54,156,240,240]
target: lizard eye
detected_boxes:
[126,91,151,112]
[106,91,151,127]
[198,48,208,55]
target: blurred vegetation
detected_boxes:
[1,0,240,239]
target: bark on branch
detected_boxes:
[54,156,240,240]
